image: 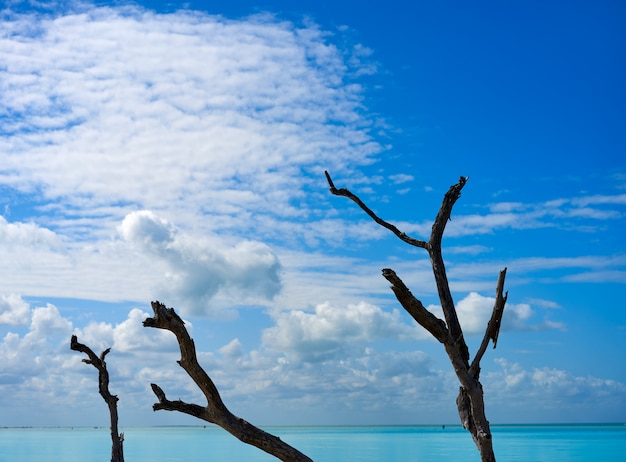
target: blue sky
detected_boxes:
[0,0,624,427]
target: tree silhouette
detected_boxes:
[326,172,508,462]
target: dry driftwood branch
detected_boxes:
[469,268,509,378]
[324,171,429,249]
[326,171,507,462]
[70,335,124,462]
[143,301,313,462]
[381,268,449,343]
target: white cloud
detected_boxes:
[388,173,414,184]
[219,338,244,360]
[111,308,178,353]
[427,292,565,335]
[448,254,626,288]
[0,293,30,326]
[384,191,626,240]
[118,210,176,252]
[201,342,454,424]
[0,301,72,387]
[455,192,626,236]
[446,245,492,255]
[0,214,160,301]
[30,303,73,339]
[119,210,282,316]
[262,301,424,362]
[0,3,390,313]
[526,298,561,309]
[572,193,626,207]
[562,270,626,284]
[0,5,381,242]
[487,358,626,416]
[0,216,63,250]
[0,295,623,426]
[0,298,193,425]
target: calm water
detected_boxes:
[0,424,624,461]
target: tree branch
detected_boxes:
[71,335,124,462]
[430,176,468,248]
[142,303,228,414]
[143,301,312,462]
[150,383,209,418]
[382,268,449,343]
[325,170,429,249]
[469,268,508,378]
[427,177,470,364]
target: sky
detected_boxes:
[0,0,625,428]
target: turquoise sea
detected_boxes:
[0,424,624,461]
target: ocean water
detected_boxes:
[0,424,624,461]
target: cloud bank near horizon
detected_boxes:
[1,295,622,426]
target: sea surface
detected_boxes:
[0,424,624,461]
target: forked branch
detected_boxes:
[143,301,312,462]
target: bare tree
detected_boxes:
[70,335,125,462]
[325,172,508,462]
[143,301,313,462]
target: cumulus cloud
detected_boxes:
[0,293,30,326]
[199,336,453,424]
[0,300,72,387]
[119,210,282,315]
[262,301,423,361]
[0,298,196,426]
[427,292,564,335]
[30,303,73,339]
[486,358,626,419]
[1,293,623,426]
[219,338,244,360]
[111,308,179,353]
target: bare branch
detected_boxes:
[426,177,470,363]
[325,170,429,249]
[71,335,124,462]
[150,383,209,418]
[469,268,508,378]
[143,302,227,413]
[430,176,468,247]
[382,268,449,343]
[144,301,312,462]
[490,268,509,348]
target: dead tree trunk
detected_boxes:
[143,301,313,462]
[326,172,508,462]
[70,335,124,462]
